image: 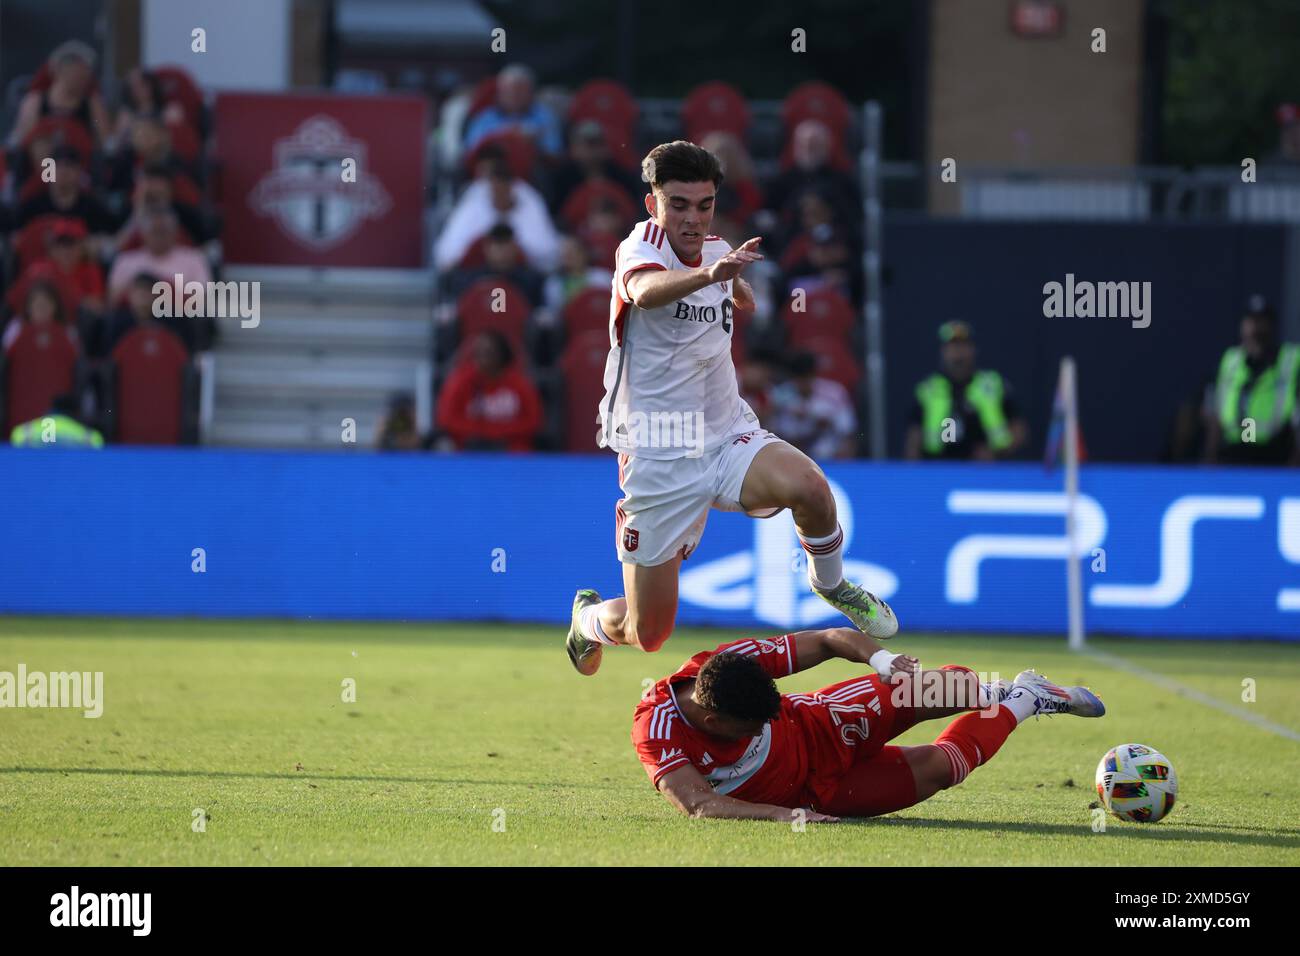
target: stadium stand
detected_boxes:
[0,43,885,454]
[2,45,212,446]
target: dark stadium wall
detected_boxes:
[0,0,105,131]
[881,219,1287,462]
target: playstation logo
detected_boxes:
[679,478,899,627]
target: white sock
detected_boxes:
[799,523,845,592]
[580,605,617,646]
[1001,686,1038,724]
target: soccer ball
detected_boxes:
[1095,744,1178,823]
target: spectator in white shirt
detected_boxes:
[434,147,560,272]
[767,351,858,460]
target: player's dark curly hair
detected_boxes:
[642,140,724,190]
[695,652,781,723]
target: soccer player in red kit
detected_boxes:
[632,628,1105,821]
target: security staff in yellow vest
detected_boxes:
[905,321,1027,461]
[1204,296,1299,466]
[10,393,104,448]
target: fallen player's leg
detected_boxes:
[809,667,1104,817]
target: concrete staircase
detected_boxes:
[202,267,435,449]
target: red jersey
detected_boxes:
[632,636,898,809]
[435,361,542,452]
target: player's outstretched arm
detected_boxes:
[625,237,763,310]
[658,765,839,823]
[790,627,919,678]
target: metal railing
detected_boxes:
[880,162,1300,222]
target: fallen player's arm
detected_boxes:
[657,764,839,822]
[790,627,918,677]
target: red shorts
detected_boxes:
[794,674,923,817]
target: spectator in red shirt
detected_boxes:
[41,217,104,315]
[436,330,542,452]
[2,279,78,354]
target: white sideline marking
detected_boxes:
[1081,647,1300,743]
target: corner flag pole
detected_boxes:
[861,100,886,459]
[1060,356,1085,650]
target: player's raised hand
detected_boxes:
[708,237,764,283]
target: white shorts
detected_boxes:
[614,428,787,566]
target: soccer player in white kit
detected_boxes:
[565,141,897,676]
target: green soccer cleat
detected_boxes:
[565,588,604,676]
[812,579,899,639]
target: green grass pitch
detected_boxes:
[1,616,1297,866]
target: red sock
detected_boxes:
[932,706,1017,786]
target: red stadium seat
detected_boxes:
[465,129,538,180]
[455,276,532,352]
[579,228,621,271]
[730,304,754,366]
[455,236,487,271]
[22,116,94,165]
[801,334,861,392]
[466,76,498,121]
[6,261,81,323]
[4,322,78,432]
[111,325,188,444]
[12,215,67,270]
[682,81,750,142]
[779,135,852,173]
[26,61,100,96]
[779,82,854,172]
[561,287,612,340]
[18,172,48,205]
[167,117,202,164]
[567,81,641,170]
[152,65,205,129]
[568,79,639,138]
[559,329,611,452]
[559,178,639,230]
[170,172,203,207]
[782,82,851,139]
[28,62,52,93]
[780,287,856,348]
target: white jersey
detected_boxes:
[598,220,758,460]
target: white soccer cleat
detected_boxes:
[1012,669,1105,718]
[812,579,899,639]
[984,678,1014,705]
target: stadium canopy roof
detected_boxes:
[334,0,497,46]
